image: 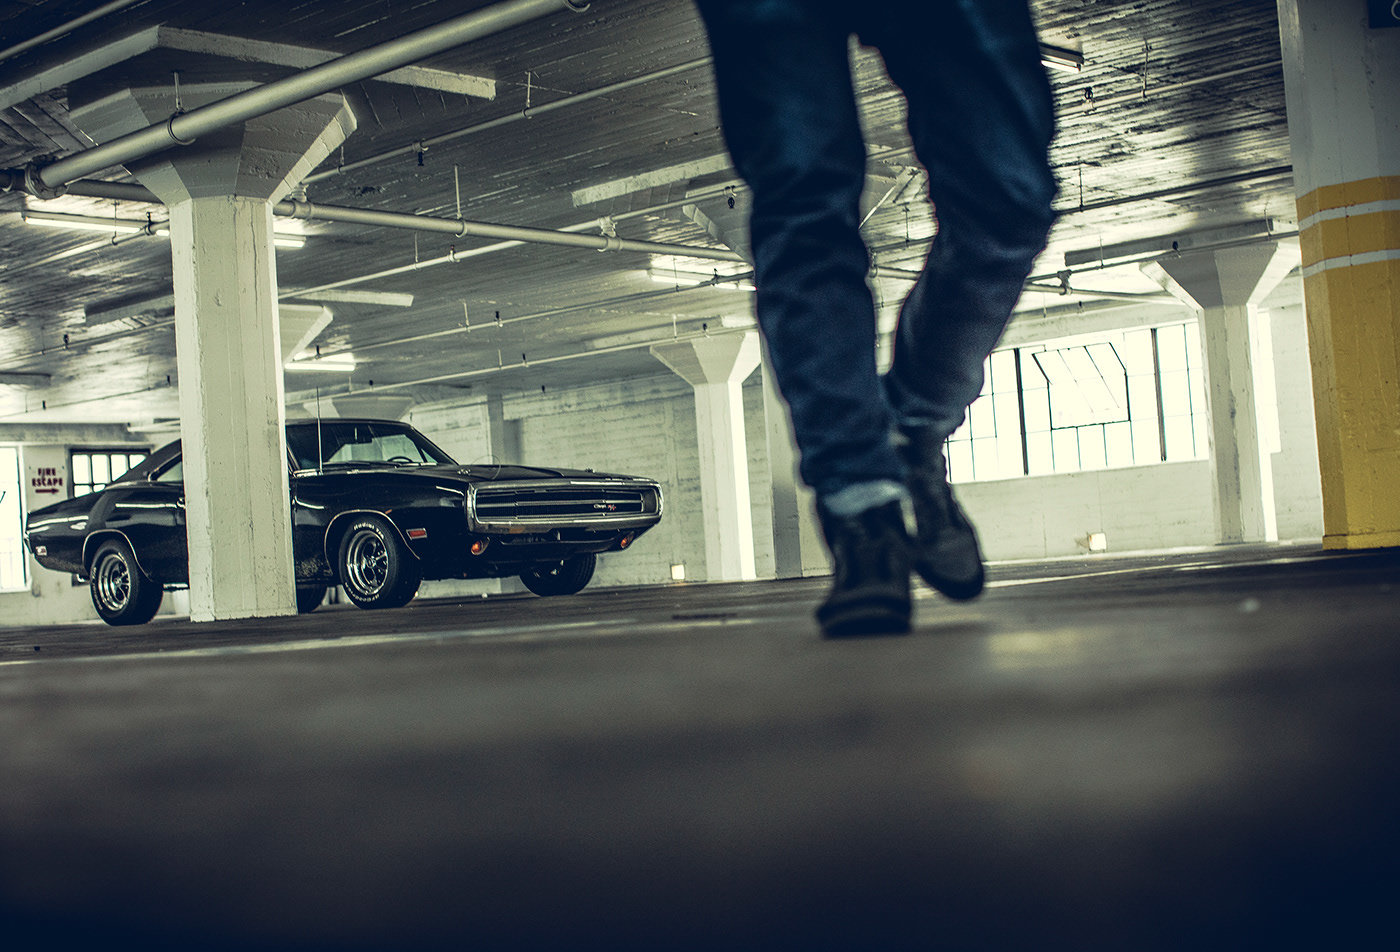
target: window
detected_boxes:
[0,446,25,593]
[946,320,1210,483]
[71,448,148,496]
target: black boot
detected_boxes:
[816,499,911,638]
[896,427,985,600]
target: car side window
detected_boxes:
[153,459,183,484]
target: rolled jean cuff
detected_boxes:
[821,479,909,517]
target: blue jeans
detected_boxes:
[694,0,1057,501]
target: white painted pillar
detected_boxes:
[651,333,761,581]
[72,86,356,620]
[760,354,817,578]
[168,195,298,618]
[1144,242,1298,544]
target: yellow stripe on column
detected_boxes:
[1303,243,1400,550]
[1300,208,1400,270]
[1296,174,1400,221]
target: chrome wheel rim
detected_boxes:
[344,529,389,596]
[95,553,131,611]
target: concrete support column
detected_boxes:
[1145,242,1297,544]
[169,195,298,618]
[72,85,355,620]
[485,393,523,463]
[651,333,761,581]
[1277,0,1400,549]
[760,354,817,578]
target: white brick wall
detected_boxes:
[959,461,1216,560]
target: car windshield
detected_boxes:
[286,422,456,470]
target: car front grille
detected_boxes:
[467,479,662,532]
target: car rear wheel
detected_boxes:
[520,553,596,597]
[90,539,163,626]
[295,584,328,614]
[337,516,421,609]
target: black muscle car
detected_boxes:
[24,418,663,626]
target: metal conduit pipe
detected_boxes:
[42,179,745,265]
[60,176,745,235]
[1023,283,1178,304]
[870,265,1177,305]
[277,199,745,260]
[1025,229,1299,286]
[305,56,713,184]
[312,325,751,398]
[0,0,143,65]
[5,0,590,193]
[308,271,757,362]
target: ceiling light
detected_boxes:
[22,210,150,234]
[1039,44,1084,73]
[285,352,357,373]
[23,209,304,247]
[647,268,755,292]
[282,289,413,306]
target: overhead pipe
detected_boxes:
[2,0,590,195]
[307,38,1082,187]
[870,264,1178,305]
[0,0,143,65]
[277,199,745,260]
[305,56,713,185]
[302,325,752,398]
[34,177,745,266]
[302,270,757,364]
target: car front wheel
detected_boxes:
[520,553,596,597]
[90,539,164,626]
[337,516,421,609]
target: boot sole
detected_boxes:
[914,562,985,601]
[818,594,911,638]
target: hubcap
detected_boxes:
[345,529,389,596]
[95,554,131,611]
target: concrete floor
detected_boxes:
[2,542,1398,951]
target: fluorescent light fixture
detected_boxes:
[670,563,686,581]
[23,208,304,247]
[647,268,755,292]
[22,210,150,234]
[1039,44,1084,73]
[285,352,357,373]
[283,289,413,306]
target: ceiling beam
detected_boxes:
[0,25,494,114]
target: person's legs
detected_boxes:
[867,0,1058,439]
[694,0,903,502]
[695,0,910,635]
[853,1,1057,600]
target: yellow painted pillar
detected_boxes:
[1278,0,1400,550]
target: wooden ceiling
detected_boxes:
[0,0,1294,425]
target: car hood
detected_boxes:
[299,462,652,484]
[426,462,649,483]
